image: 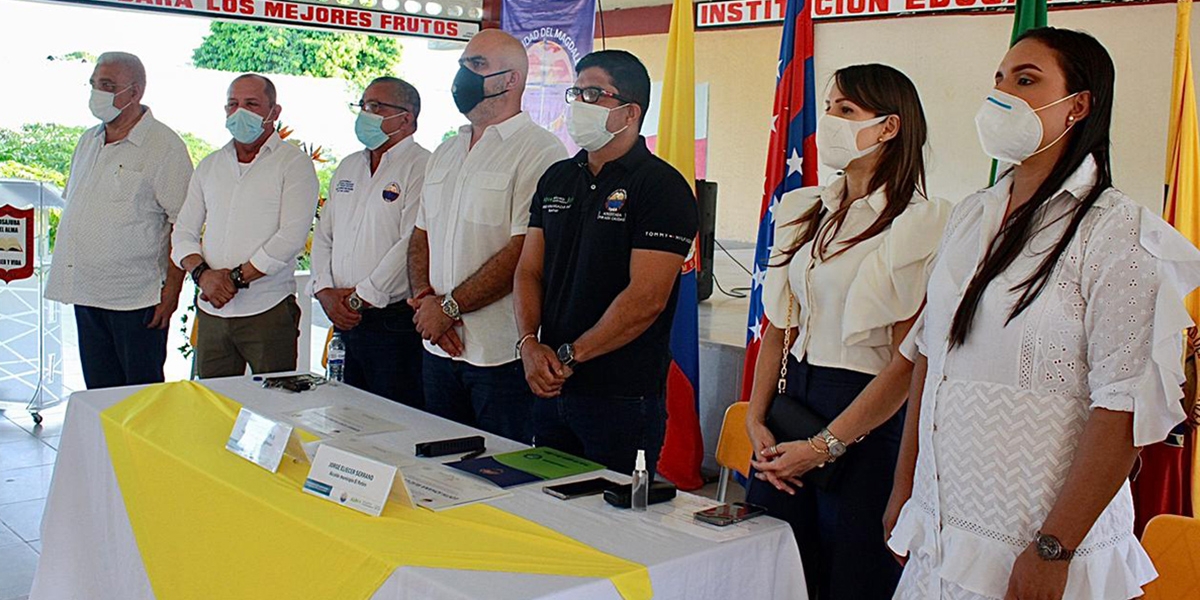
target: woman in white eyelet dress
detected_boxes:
[777,28,1200,600]
[887,30,1200,600]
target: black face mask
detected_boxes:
[452,66,512,115]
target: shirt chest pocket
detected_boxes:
[111,167,156,214]
[465,171,512,227]
[422,167,451,221]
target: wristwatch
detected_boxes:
[817,428,848,459]
[229,265,250,289]
[347,291,365,313]
[440,292,461,320]
[190,261,209,283]
[1034,532,1075,562]
[556,343,577,368]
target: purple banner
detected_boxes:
[502,0,596,153]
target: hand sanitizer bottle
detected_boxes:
[631,449,649,512]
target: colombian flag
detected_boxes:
[1151,0,1200,527]
[655,0,704,491]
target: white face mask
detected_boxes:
[89,85,133,123]
[974,89,1080,165]
[568,101,629,152]
[817,114,888,171]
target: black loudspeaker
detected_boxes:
[696,180,718,302]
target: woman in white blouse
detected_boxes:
[777,28,1200,600]
[745,64,950,599]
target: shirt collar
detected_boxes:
[479,112,532,141]
[819,175,889,214]
[377,135,415,162]
[573,136,653,172]
[990,154,1099,204]
[224,130,282,158]
[96,106,154,146]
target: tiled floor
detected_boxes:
[0,401,64,600]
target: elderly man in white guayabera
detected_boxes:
[45,51,194,390]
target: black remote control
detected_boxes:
[415,435,485,458]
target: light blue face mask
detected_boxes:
[226,108,266,144]
[354,111,402,150]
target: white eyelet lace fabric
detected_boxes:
[887,158,1200,600]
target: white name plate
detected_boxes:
[302,444,412,517]
[225,408,306,473]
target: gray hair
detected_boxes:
[368,76,421,120]
[96,52,146,87]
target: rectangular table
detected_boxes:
[30,376,806,600]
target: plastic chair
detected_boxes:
[1141,514,1200,599]
[715,402,754,503]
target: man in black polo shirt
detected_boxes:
[513,50,698,476]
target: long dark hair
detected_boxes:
[948,28,1115,348]
[778,64,928,264]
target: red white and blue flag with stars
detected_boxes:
[740,0,819,402]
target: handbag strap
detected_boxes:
[778,290,795,395]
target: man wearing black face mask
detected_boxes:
[407,30,567,443]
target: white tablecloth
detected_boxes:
[29,376,807,600]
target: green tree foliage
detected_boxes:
[0,160,67,189]
[179,132,217,166]
[0,123,86,176]
[192,22,402,91]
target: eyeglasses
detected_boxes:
[565,87,635,105]
[86,81,131,94]
[350,100,410,115]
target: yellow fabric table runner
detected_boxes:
[99,381,652,600]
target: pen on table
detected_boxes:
[461,448,485,460]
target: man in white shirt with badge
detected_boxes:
[407,30,566,443]
[46,51,194,390]
[311,77,430,408]
[172,74,318,378]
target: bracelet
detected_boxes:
[190,261,209,283]
[515,333,537,359]
[413,288,434,302]
[807,436,830,456]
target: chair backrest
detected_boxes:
[715,402,753,479]
[1141,514,1200,599]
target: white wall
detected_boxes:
[612,2,1192,240]
[816,3,1183,215]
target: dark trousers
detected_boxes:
[194,296,300,379]
[74,305,168,390]
[336,302,424,409]
[746,358,905,600]
[423,354,535,444]
[533,388,666,476]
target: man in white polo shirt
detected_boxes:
[310,76,429,407]
[172,74,318,378]
[407,30,566,443]
[46,51,194,389]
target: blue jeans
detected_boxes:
[533,389,666,476]
[74,304,167,390]
[337,303,424,409]
[422,354,535,444]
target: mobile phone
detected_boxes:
[693,502,768,527]
[542,477,623,500]
[602,481,677,508]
